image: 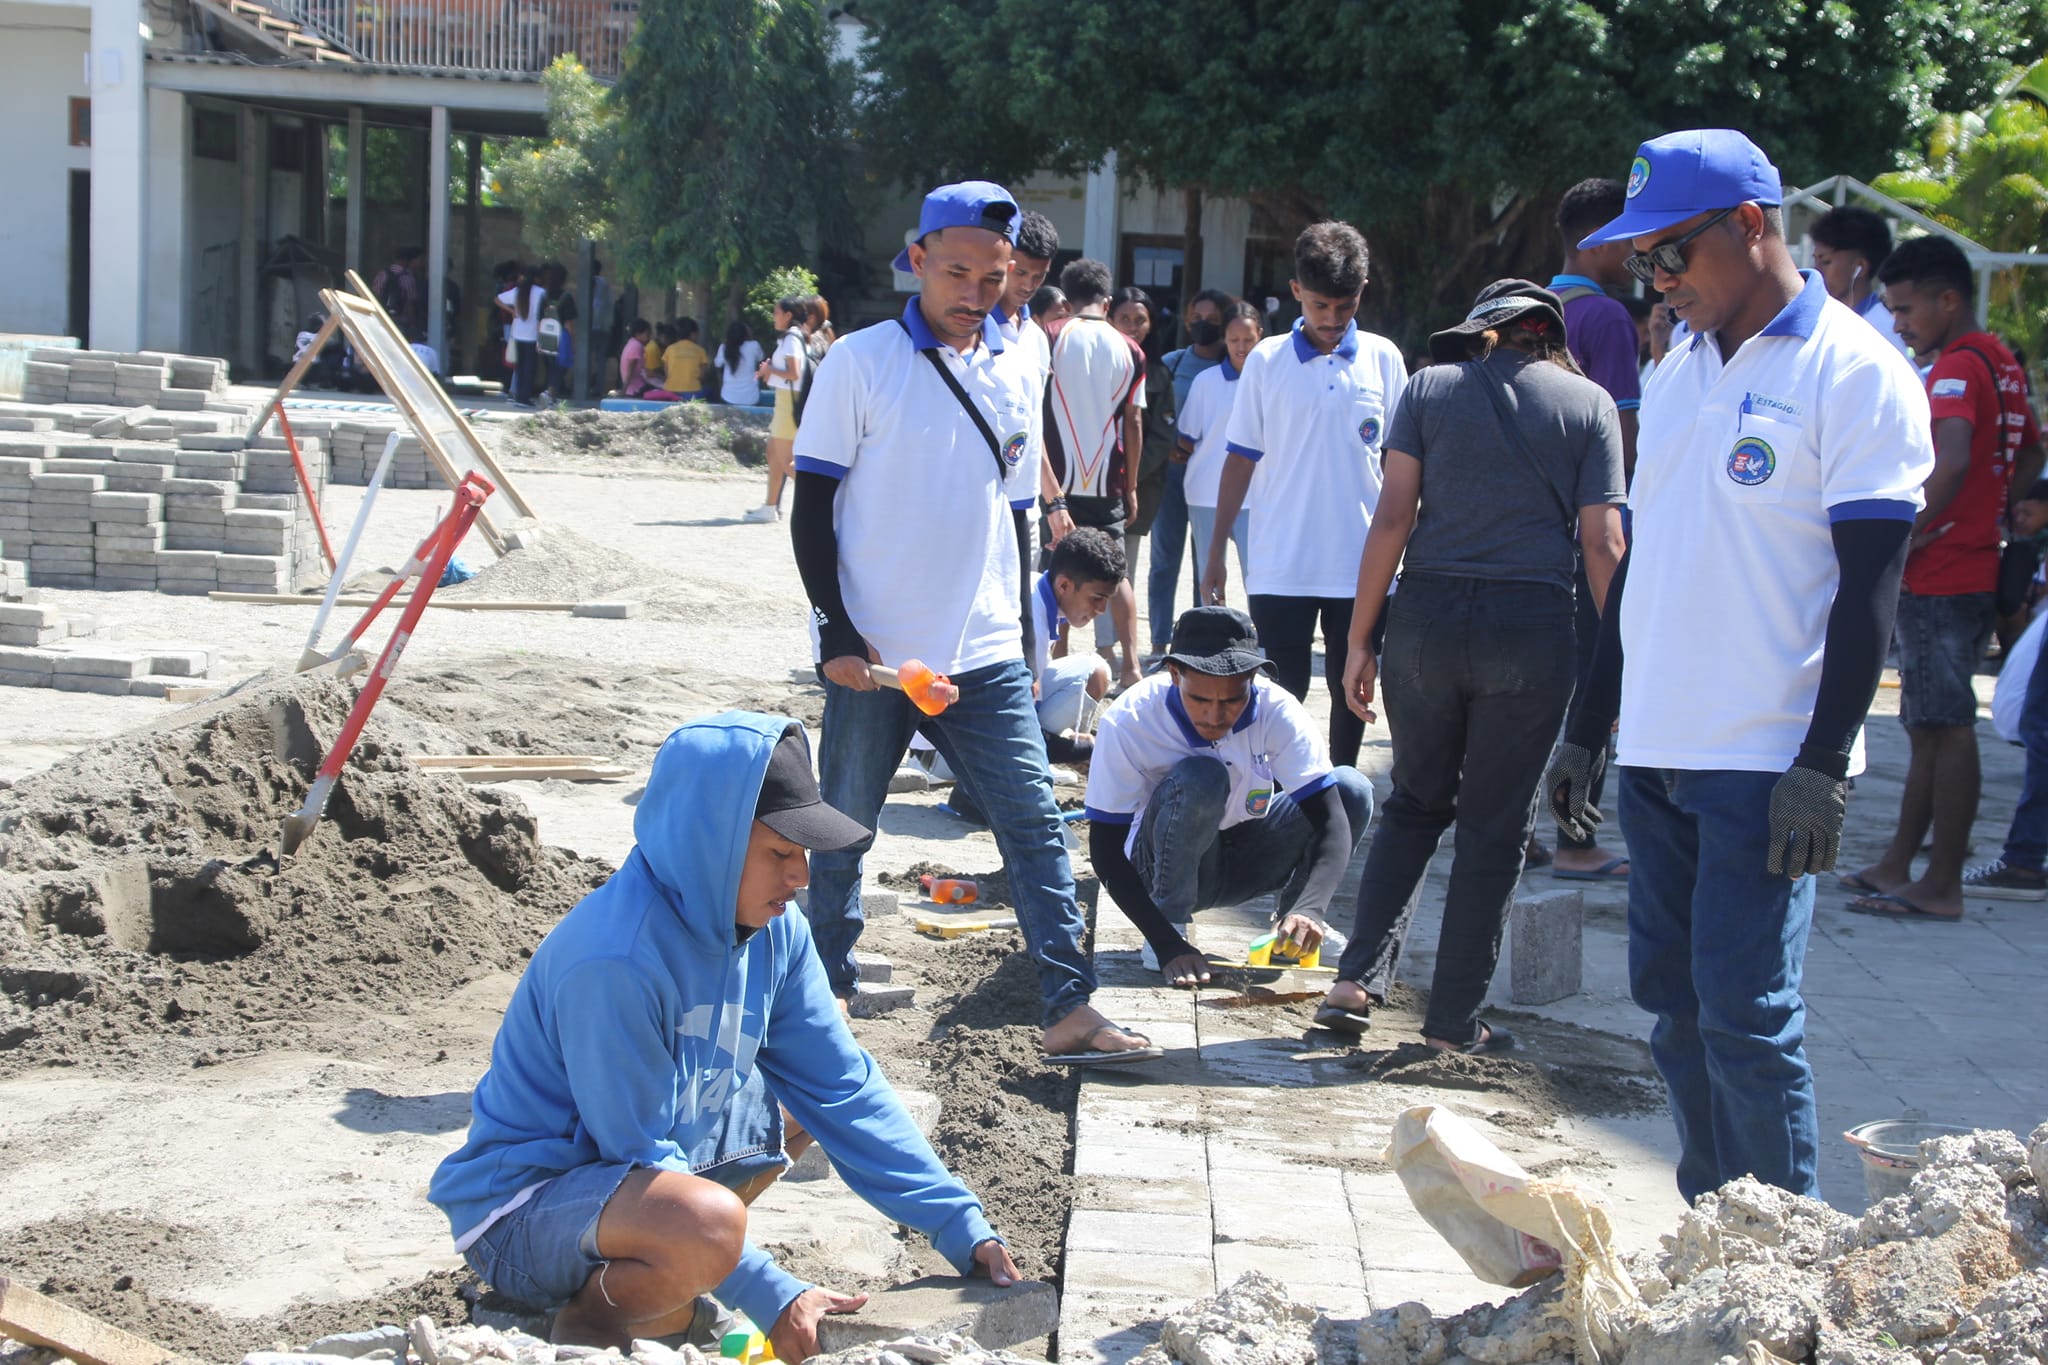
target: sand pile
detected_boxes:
[434,525,791,625]
[0,674,610,1075]
[495,405,767,472]
[1343,1123,2048,1364]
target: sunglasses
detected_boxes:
[1624,205,1741,284]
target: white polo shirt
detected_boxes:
[996,306,1051,512]
[1176,358,1253,510]
[1621,271,1932,774]
[794,299,1039,676]
[1855,293,1913,361]
[1224,320,1407,597]
[1028,571,1062,679]
[1084,673,1335,854]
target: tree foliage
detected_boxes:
[488,57,619,261]
[857,0,2048,348]
[609,0,852,297]
[1876,97,2048,354]
[745,265,819,340]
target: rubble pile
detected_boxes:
[1343,1124,2048,1365]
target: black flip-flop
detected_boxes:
[1844,892,1964,924]
[1311,1003,1372,1036]
[1836,872,1887,895]
[1436,1022,1516,1055]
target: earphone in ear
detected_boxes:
[1852,263,1865,284]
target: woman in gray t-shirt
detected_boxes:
[1312,280,1627,1053]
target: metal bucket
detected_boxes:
[1844,1119,1974,1204]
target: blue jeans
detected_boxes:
[2004,636,2048,870]
[1146,463,1192,650]
[1186,504,1249,590]
[812,656,1095,1027]
[1333,574,1576,1043]
[1619,766,1820,1202]
[1129,758,1373,925]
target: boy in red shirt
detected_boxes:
[1847,237,2045,920]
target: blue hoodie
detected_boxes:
[429,711,997,1328]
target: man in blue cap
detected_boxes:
[1546,130,1933,1201]
[790,181,1159,1065]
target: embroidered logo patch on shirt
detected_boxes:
[1727,436,1777,486]
[1002,432,1028,467]
[1932,377,1969,398]
[1359,416,1381,446]
[1245,786,1273,817]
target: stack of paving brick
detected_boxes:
[20,348,231,410]
[0,533,26,601]
[91,491,164,591]
[324,419,447,488]
[27,471,100,588]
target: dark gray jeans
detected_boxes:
[1333,572,1576,1044]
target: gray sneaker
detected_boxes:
[1961,859,2048,901]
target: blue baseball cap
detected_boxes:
[1577,129,1782,248]
[892,180,1020,273]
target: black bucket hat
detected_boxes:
[1428,279,1568,363]
[1162,607,1275,677]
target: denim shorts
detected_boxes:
[1897,591,1995,728]
[462,1162,636,1310]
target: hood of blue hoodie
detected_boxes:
[632,710,791,952]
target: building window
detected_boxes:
[68,97,91,147]
[193,108,238,161]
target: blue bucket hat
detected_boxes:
[892,180,1020,273]
[1577,129,1782,248]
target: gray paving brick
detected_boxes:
[813,1277,1059,1354]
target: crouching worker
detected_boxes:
[1083,607,1373,985]
[428,714,1021,1360]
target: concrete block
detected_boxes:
[0,647,58,676]
[126,676,190,697]
[147,650,209,677]
[89,407,155,437]
[64,614,97,637]
[855,953,892,984]
[92,548,160,567]
[49,653,146,678]
[225,508,292,530]
[234,493,295,512]
[165,477,233,497]
[217,553,288,573]
[96,534,166,554]
[155,550,219,570]
[0,418,55,433]
[0,604,60,628]
[29,573,94,589]
[569,600,643,619]
[34,529,94,546]
[1509,887,1583,1006]
[863,888,900,919]
[0,456,46,478]
[0,624,62,647]
[0,669,50,690]
[31,472,107,492]
[53,672,133,695]
[29,545,93,563]
[813,1278,1058,1355]
[89,491,162,517]
[849,982,914,1018]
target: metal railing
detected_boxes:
[268,0,637,78]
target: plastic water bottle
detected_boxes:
[920,874,978,905]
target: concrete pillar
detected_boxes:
[426,105,449,375]
[345,106,365,273]
[87,0,148,350]
[1082,149,1119,267]
[463,131,483,371]
[237,105,265,374]
[144,87,188,352]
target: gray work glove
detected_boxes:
[1766,764,1847,878]
[1545,741,1606,844]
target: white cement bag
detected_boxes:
[1993,611,2044,743]
[1388,1104,1642,1362]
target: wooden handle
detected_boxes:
[868,665,903,689]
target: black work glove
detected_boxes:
[1545,741,1606,844]
[1766,764,1847,878]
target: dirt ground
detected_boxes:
[0,419,1669,1362]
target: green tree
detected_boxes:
[857,0,2048,350]
[487,56,620,260]
[745,265,820,341]
[609,0,852,304]
[1876,99,2048,354]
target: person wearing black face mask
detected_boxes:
[1147,289,1236,662]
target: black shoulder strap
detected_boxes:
[897,318,1007,479]
[1955,343,2013,435]
[1468,360,1576,529]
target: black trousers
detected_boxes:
[1247,593,1382,768]
[1556,552,1609,850]
[1333,574,1576,1044]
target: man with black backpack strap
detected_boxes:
[788,180,1159,1067]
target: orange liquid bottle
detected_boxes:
[898,659,954,716]
[919,874,979,905]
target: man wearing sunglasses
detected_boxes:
[1546,129,1933,1204]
